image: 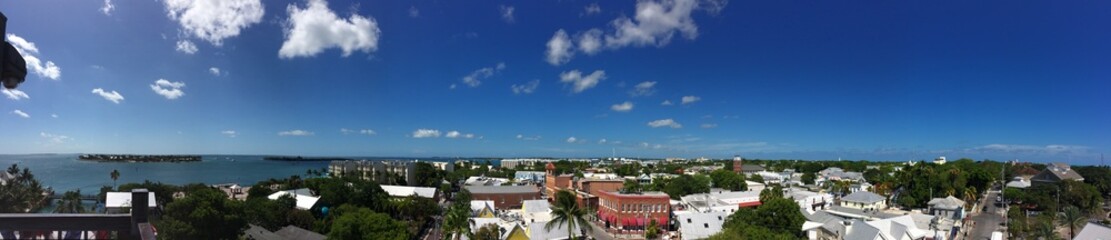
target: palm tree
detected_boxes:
[546,190,592,240]
[442,206,471,240]
[110,169,120,189]
[1036,220,1060,240]
[963,187,978,208]
[54,190,84,213]
[1059,206,1086,239]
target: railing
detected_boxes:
[0,189,155,240]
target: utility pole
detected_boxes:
[1002,160,1007,239]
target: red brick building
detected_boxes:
[464,185,542,210]
[732,155,743,174]
[544,163,624,210]
[596,191,671,230]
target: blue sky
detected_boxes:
[1,0,1109,164]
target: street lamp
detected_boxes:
[1,11,29,89]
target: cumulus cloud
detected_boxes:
[517,134,541,141]
[279,0,381,58]
[150,79,186,100]
[408,6,420,17]
[577,29,603,55]
[278,130,314,136]
[583,3,602,16]
[11,110,29,118]
[6,34,62,80]
[51,114,58,118]
[647,118,682,128]
[661,100,674,106]
[611,101,634,112]
[101,0,115,16]
[446,131,461,138]
[598,138,607,144]
[461,62,506,87]
[340,128,376,135]
[700,123,717,128]
[40,132,71,144]
[629,81,657,96]
[559,70,606,93]
[681,95,700,104]
[176,40,198,54]
[566,136,578,143]
[163,0,265,46]
[412,129,441,138]
[545,30,573,65]
[91,88,124,104]
[209,67,221,76]
[499,5,515,23]
[512,79,540,95]
[544,0,724,64]
[2,89,29,100]
[221,130,237,137]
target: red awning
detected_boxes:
[738,201,762,208]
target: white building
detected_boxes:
[676,211,729,240]
[381,185,438,199]
[105,192,158,214]
[933,156,947,165]
[787,188,834,212]
[465,176,510,186]
[843,215,927,240]
[840,191,886,210]
[680,190,762,214]
[267,188,320,210]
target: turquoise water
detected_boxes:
[0,154,332,193]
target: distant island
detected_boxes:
[78,154,202,163]
[263,156,352,162]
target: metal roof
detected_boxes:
[842,191,885,204]
[465,185,539,194]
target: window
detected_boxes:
[687,218,692,223]
[704,223,709,228]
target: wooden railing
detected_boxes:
[0,189,156,240]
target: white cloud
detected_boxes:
[2,89,29,100]
[339,128,376,135]
[5,34,62,80]
[647,118,682,128]
[446,131,461,138]
[512,80,540,94]
[221,130,237,137]
[50,114,58,118]
[559,70,606,93]
[611,101,634,112]
[598,138,607,144]
[408,6,420,17]
[566,136,578,143]
[661,100,674,106]
[150,79,186,100]
[40,132,71,144]
[499,5,515,23]
[279,0,381,58]
[517,134,540,141]
[629,81,657,96]
[577,29,603,55]
[91,88,124,104]
[163,0,265,46]
[11,110,29,118]
[545,29,574,65]
[583,3,602,16]
[412,129,441,138]
[209,67,221,76]
[461,62,506,87]
[278,130,314,136]
[176,40,198,54]
[681,95,700,104]
[967,144,1090,155]
[101,0,115,16]
[546,0,724,64]
[700,123,717,128]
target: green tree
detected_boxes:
[801,172,816,185]
[1075,166,1111,198]
[0,164,46,213]
[1059,206,1086,239]
[1035,218,1060,240]
[53,190,85,213]
[473,223,501,240]
[759,186,783,203]
[110,169,120,188]
[546,190,592,240]
[645,219,660,239]
[750,174,764,184]
[442,205,472,240]
[663,175,711,199]
[709,169,746,191]
[158,188,247,240]
[244,194,296,231]
[327,205,411,240]
[622,179,642,194]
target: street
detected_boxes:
[968,188,1004,240]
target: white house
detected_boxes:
[381,185,437,199]
[840,191,886,210]
[676,211,729,240]
[267,188,320,210]
[105,192,158,214]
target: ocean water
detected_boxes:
[0,154,331,193]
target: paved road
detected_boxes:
[968,189,1004,240]
[585,221,616,240]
